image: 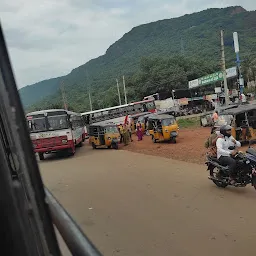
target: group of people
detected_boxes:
[118,120,144,145]
[118,122,132,146]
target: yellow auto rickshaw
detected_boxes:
[137,113,156,134]
[148,114,179,143]
[129,112,151,133]
[137,111,168,134]
[89,122,120,149]
[217,104,256,143]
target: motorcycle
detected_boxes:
[206,145,256,189]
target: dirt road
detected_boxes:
[40,146,256,256]
[126,127,210,164]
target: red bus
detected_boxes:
[26,109,86,160]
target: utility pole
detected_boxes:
[85,69,93,111]
[220,30,229,106]
[88,89,92,111]
[123,75,128,104]
[60,81,68,110]
[116,78,121,105]
[180,37,184,56]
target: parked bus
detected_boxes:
[26,109,86,160]
[81,99,156,125]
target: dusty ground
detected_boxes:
[124,127,249,164]
[40,146,256,256]
[125,127,210,164]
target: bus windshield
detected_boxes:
[27,111,69,133]
[105,126,118,133]
[47,115,69,130]
[27,114,47,133]
[145,101,155,111]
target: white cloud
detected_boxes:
[0,0,255,88]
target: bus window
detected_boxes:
[142,104,148,112]
[27,114,47,133]
[47,115,69,130]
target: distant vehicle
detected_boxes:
[26,109,86,160]
[89,121,120,149]
[200,104,239,127]
[143,93,160,101]
[81,99,156,126]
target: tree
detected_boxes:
[242,55,256,84]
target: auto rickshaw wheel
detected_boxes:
[67,147,75,156]
[172,137,177,144]
[152,136,157,143]
[107,145,111,149]
[92,142,97,149]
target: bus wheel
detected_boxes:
[38,153,44,160]
[92,142,97,149]
[68,147,75,156]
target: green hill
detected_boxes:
[19,6,256,112]
[19,76,63,108]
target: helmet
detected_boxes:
[220,125,232,137]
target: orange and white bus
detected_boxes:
[26,109,86,160]
[81,99,156,125]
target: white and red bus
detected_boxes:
[26,109,86,160]
[81,99,156,125]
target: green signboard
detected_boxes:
[188,67,237,89]
[198,71,223,86]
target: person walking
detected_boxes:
[119,124,124,143]
[123,124,130,146]
[136,121,143,141]
[127,121,133,142]
[212,110,219,126]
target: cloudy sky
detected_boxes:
[0,0,255,88]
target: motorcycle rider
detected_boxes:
[216,125,241,184]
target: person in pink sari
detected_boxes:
[136,121,143,141]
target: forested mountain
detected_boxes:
[19,6,256,112]
[19,77,63,108]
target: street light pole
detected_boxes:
[220,30,229,106]
[233,32,244,97]
[172,89,176,107]
[60,81,68,110]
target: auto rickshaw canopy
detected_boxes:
[148,114,175,121]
